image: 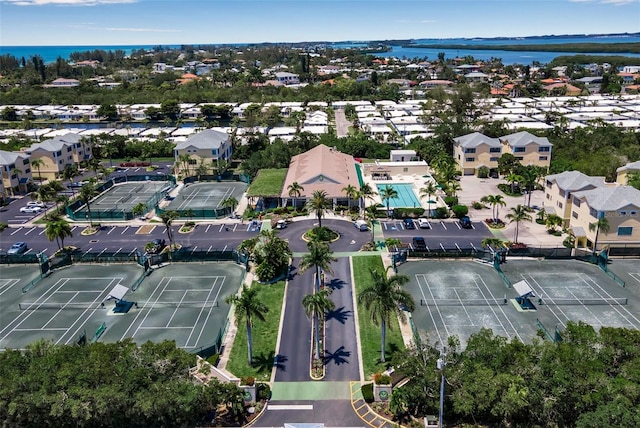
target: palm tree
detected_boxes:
[299,240,337,292]
[302,288,335,360]
[481,237,506,250]
[61,164,79,194]
[506,204,533,244]
[342,184,358,211]
[160,210,179,259]
[481,194,506,223]
[45,218,73,251]
[225,285,268,366]
[87,157,102,180]
[379,185,398,218]
[358,183,376,214]
[545,213,563,233]
[505,173,523,194]
[358,269,415,363]
[588,216,610,254]
[30,158,45,185]
[305,190,331,228]
[419,182,438,218]
[78,184,98,228]
[177,153,191,178]
[287,181,304,210]
[221,196,238,214]
[132,203,147,218]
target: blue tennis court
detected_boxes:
[376,183,422,208]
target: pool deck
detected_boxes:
[365,172,445,211]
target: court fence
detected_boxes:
[155,206,232,220]
[189,319,230,358]
[66,175,177,221]
[149,249,248,266]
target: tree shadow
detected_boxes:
[251,351,288,373]
[323,345,351,366]
[325,306,351,324]
[326,278,345,290]
[287,265,297,280]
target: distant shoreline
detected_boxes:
[401,42,640,54]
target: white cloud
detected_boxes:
[2,0,136,6]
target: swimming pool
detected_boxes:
[376,183,422,208]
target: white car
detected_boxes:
[275,219,287,229]
[417,218,431,229]
[26,201,46,208]
[20,206,44,214]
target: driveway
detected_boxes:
[334,109,351,138]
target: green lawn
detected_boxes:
[247,168,288,197]
[352,255,406,379]
[225,281,285,381]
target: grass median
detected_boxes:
[225,280,285,381]
[352,255,405,379]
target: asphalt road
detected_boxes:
[380,218,492,251]
[323,257,360,381]
[274,257,314,382]
[0,221,260,256]
[251,400,365,427]
[278,218,370,253]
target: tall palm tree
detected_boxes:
[481,194,506,222]
[505,173,523,194]
[302,288,335,360]
[305,190,331,228]
[505,204,533,244]
[78,184,98,228]
[160,210,179,259]
[221,196,239,214]
[481,237,505,250]
[419,182,438,218]
[299,240,337,292]
[588,216,610,254]
[30,158,45,185]
[225,285,268,366]
[287,181,304,210]
[358,183,376,214]
[61,164,79,194]
[358,269,415,363]
[87,157,102,180]
[342,184,358,211]
[45,218,73,251]
[177,153,191,178]
[379,185,398,218]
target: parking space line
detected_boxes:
[222,245,228,252]
[107,227,116,235]
[218,224,225,233]
[24,228,36,235]
[205,225,211,233]
[39,229,46,235]
[10,227,23,236]
[233,224,238,232]
[121,226,129,234]
[439,243,446,251]
[440,222,447,230]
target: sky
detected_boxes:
[1,0,639,46]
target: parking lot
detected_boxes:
[380,218,492,251]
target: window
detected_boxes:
[539,156,548,161]
[631,211,638,216]
[538,146,550,152]
[589,208,598,218]
[620,211,627,216]
[22,159,29,165]
[67,147,72,152]
[572,211,579,219]
[464,148,476,154]
[403,167,408,172]
[188,159,197,165]
[212,149,219,155]
[490,147,501,153]
[617,227,633,236]
[25,168,30,174]
[490,157,499,162]
[557,201,563,209]
[516,156,524,161]
[546,180,552,188]
[56,151,62,156]
[513,147,526,153]
[466,157,475,162]
[457,154,461,160]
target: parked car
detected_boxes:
[417,218,431,229]
[7,241,28,255]
[146,239,166,254]
[412,237,427,251]
[354,220,368,231]
[26,201,46,208]
[459,216,472,229]
[19,206,44,214]
[403,218,416,229]
[275,219,287,229]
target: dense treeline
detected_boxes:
[391,323,640,427]
[0,339,245,427]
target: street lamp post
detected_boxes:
[437,348,447,428]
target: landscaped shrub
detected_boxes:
[392,207,425,219]
[563,235,576,248]
[443,196,458,207]
[257,383,271,400]
[472,201,485,210]
[434,207,449,219]
[451,204,469,219]
[374,373,392,385]
[240,376,255,386]
[0,222,7,232]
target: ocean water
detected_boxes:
[1,35,639,65]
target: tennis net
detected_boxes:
[537,297,628,306]
[133,301,219,309]
[420,298,508,306]
[19,302,107,310]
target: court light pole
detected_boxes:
[437,347,447,428]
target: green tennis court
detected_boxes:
[167,182,247,210]
[0,263,244,353]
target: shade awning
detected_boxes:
[512,280,534,298]
[570,226,587,238]
[109,284,129,301]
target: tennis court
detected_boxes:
[0,263,244,353]
[400,259,640,348]
[92,181,171,211]
[167,182,247,210]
